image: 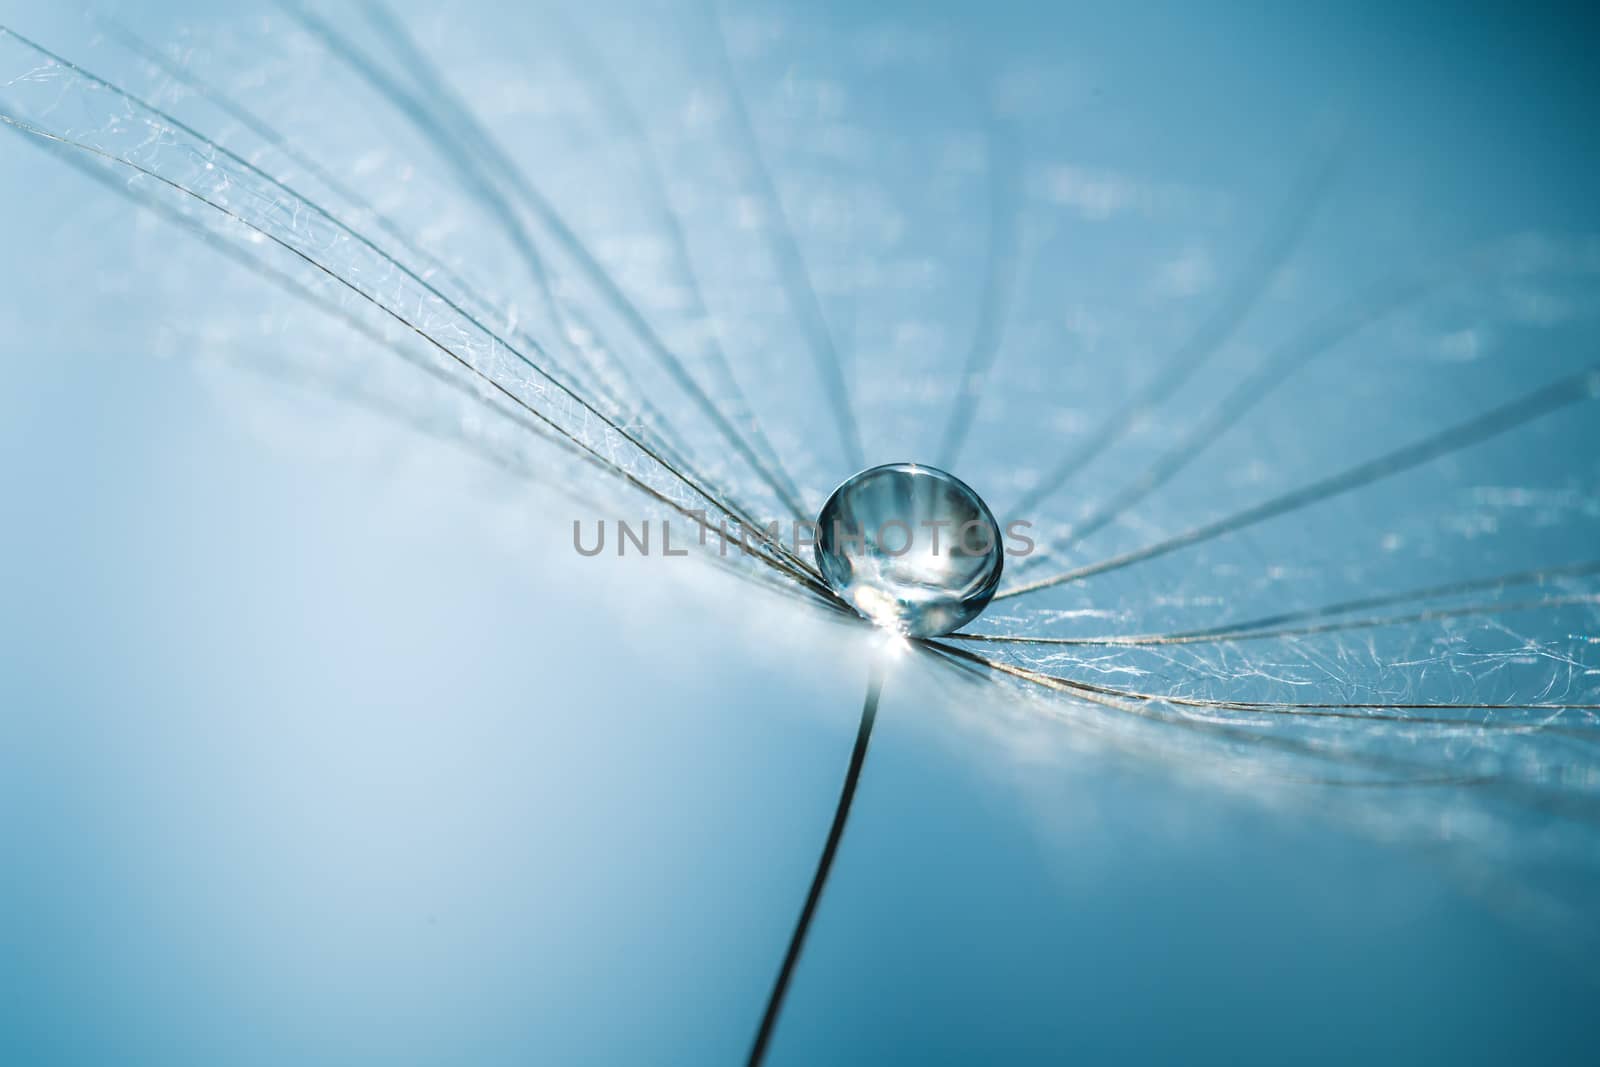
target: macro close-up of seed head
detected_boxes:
[2,2,1599,1064]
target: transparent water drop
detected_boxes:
[815,463,1004,637]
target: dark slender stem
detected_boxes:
[748,664,885,1067]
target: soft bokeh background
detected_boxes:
[3,1,1598,1063]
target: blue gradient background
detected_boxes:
[3,2,1598,1063]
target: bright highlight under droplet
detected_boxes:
[815,462,1003,638]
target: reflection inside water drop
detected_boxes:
[815,463,1003,638]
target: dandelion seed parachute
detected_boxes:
[2,3,1600,1060]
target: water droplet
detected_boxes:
[815,463,1003,637]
